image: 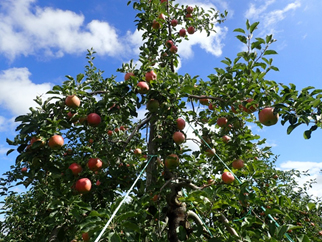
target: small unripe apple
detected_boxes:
[165,154,179,170]
[171,19,178,27]
[179,28,186,37]
[147,99,160,112]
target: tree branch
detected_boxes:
[219,213,242,242]
[188,94,225,102]
[186,210,211,239]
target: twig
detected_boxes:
[188,94,225,102]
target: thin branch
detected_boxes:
[87,90,108,95]
[219,214,242,242]
[188,94,225,102]
[186,210,211,239]
[122,116,152,150]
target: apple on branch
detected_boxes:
[137,81,149,94]
[48,135,64,149]
[65,95,80,109]
[258,107,279,126]
[173,131,185,144]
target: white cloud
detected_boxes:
[0,0,133,60]
[245,1,301,35]
[0,68,52,115]
[278,160,322,198]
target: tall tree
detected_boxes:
[1,1,322,241]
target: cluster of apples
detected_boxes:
[126,70,157,95]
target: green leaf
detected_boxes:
[116,211,139,222]
[246,19,250,30]
[110,233,121,242]
[233,28,245,34]
[77,73,85,83]
[121,221,140,232]
[298,234,311,242]
[6,138,15,145]
[6,149,15,156]
[15,115,28,122]
[287,123,300,134]
[303,130,311,139]
[236,35,247,44]
[249,22,259,34]
[264,50,278,55]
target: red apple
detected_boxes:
[222,172,235,184]
[88,158,103,171]
[242,98,257,113]
[107,130,113,136]
[30,136,45,147]
[222,135,231,143]
[87,113,101,126]
[82,232,90,242]
[232,159,244,169]
[208,103,215,110]
[145,70,157,82]
[96,180,101,186]
[187,26,195,34]
[165,154,179,169]
[160,0,167,3]
[152,20,161,29]
[217,117,228,127]
[173,131,185,144]
[199,96,208,105]
[258,107,279,126]
[147,99,160,112]
[179,28,186,37]
[75,178,92,194]
[186,6,194,13]
[137,81,149,94]
[152,194,159,202]
[124,72,135,81]
[171,19,178,27]
[166,40,174,48]
[176,118,186,130]
[205,148,216,157]
[115,127,120,133]
[65,95,80,109]
[185,13,192,19]
[69,163,82,175]
[170,45,178,53]
[134,148,142,156]
[120,126,126,131]
[21,167,27,172]
[48,135,64,149]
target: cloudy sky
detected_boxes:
[0,0,321,198]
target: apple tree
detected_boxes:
[1,1,322,241]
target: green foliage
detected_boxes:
[1,1,322,242]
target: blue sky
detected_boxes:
[0,0,321,198]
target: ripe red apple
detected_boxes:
[208,103,214,110]
[137,81,149,94]
[87,158,103,171]
[242,98,257,113]
[160,0,167,3]
[87,113,101,126]
[48,135,64,149]
[187,26,195,34]
[176,118,186,130]
[165,154,179,169]
[107,130,113,136]
[147,99,160,112]
[75,178,92,194]
[217,117,228,127]
[179,28,186,37]
[96,180,101,186]
[258,107,279,126]
[82,232,90,242]
[205,148,216,157]
[152,194,159,202]
[166,40,174,48]
[186,6,194,13]
[65,95,80,109]
[319,231,322,236]
[115,127,119,133]
[134,148,142,156]
[145,70,157,82]
[170,45,178,53]
[222,172,235,184]
[185,13,192,19]
[171,19,178,27]
[158,13,165,20]
[199,96,208,105]
[222,135,231,143]
[21,167,27,172]
[30,136,45,147]
[152,20,161,29]
[232,159,244,169]
[69,163,82,175]
[124,72,135,81]
[173,131,185,144]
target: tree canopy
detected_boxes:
[0,1,321,241]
